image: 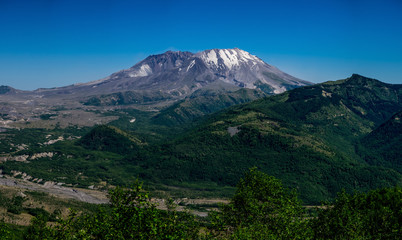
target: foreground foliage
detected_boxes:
[0,169,393,239]
[24,181,198,240]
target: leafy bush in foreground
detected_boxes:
[212,167,313,239]
[19,169,401,239]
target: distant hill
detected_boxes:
[78,125,142,154]
[125,74,402,203]
[0,85,18,94]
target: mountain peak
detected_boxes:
[126,50,194,77]
[346,74,385,86]
[349,73,371,81]
[0,85,17,95]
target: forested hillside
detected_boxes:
[119,74,402,203]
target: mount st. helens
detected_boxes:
[0,48,310,129]
[74,48,309,97]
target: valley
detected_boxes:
[0,71,400,204]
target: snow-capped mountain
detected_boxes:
[1,48,311,109]
[72,48,310,97]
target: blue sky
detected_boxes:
[1,0,402,90]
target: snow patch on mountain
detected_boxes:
[219,49,239,69]
[204,50,218,66]
[236,48,262,62]
[186,60,196,72]
[129,64,152,77]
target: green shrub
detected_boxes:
[312,186,402,239]
[7,196,25,215]
[214,168,313,239]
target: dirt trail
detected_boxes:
[0,177,108,204]
[0,177,229,216]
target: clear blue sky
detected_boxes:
[1,0,401,90]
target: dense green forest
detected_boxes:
[1,169,400,239]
